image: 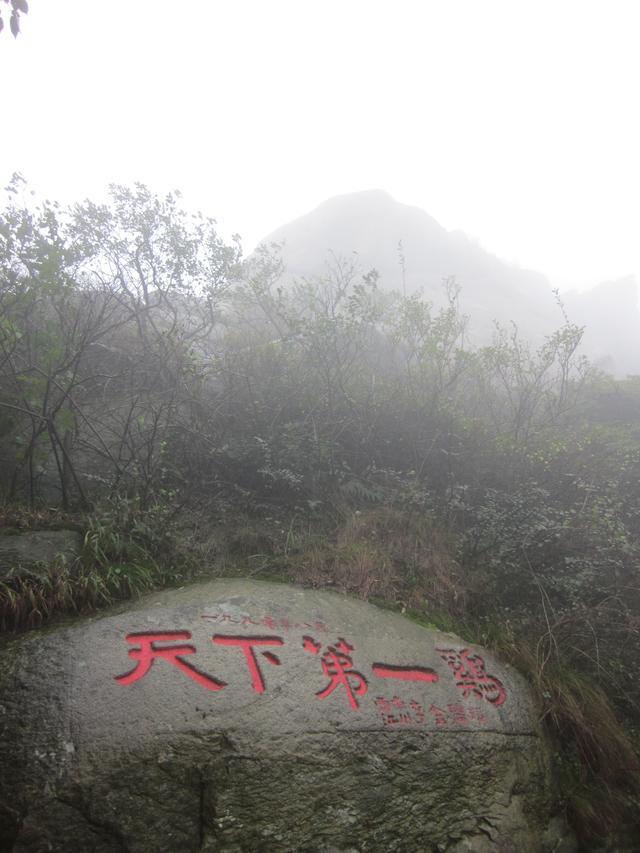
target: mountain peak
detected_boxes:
[317,188,396,207]
[256,192,640,376]
[280,190,446,238]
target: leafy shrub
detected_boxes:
[0,493,193,631]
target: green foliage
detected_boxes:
[0,494,193,631]
[81,492,194,588]
[480,623,640,846]
[0,177,242,508]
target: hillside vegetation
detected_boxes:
[1,180,640,846]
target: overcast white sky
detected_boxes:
[1,0,639,293]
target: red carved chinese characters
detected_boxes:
[114,626,505,722]
[436,648,506,706]
[212,635,284,693]
[114,632,226,690]
[428,703,487,727]
[201,613,329,632]
[371,663,439,683]
[303,636,368,709]
[375,695,426,726]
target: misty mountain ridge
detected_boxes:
[259,190,639,377]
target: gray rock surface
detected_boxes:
[0,579,575,852]
[0,529,82,579]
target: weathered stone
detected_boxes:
[0,529,82,578]
[0,579,575,852]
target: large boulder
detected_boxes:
[0,579,573,852]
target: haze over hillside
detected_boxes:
[260,191,640,377]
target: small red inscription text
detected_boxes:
[201,613,328,632]
[428,703,487,727]
[375,695,426,727]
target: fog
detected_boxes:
[1,0,639,305]
[260,190,640,376]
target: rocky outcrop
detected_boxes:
[0,529,82,579]
[0,579,575,852]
